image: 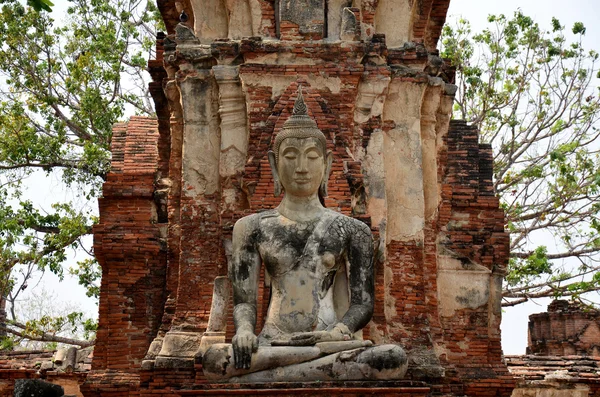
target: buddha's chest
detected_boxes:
[256,220,347,278]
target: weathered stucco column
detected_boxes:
[190,0,228,42]
[214,65,249,215]
[420,83,443,222]
[141,71,186,368]
[418,81,448,376]
[356,72,391,230]
[382,78,426,245]
[378,77,438,363]
[155,69,222,368]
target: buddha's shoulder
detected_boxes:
[325,210,372,234]
[233,210,277,230]
[234,209,371,233]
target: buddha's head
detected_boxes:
[268,87,333,198]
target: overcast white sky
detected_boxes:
[20,0,598,354]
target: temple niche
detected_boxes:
[82,0,516,396]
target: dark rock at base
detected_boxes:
[14,379,64,397]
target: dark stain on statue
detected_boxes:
[234,258,251,280]
[264,222,317,256]
[357,346,407,371]
[222,352,231,376]
[320,269,336,298]
[315,362,336,378]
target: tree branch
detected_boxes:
[0,323,94,348]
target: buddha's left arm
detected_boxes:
[340,218,375,333]
[287,217,375,346]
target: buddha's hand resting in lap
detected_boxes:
[281,323,352,346]
[232,329,258,369]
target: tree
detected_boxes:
[0,0,161,347]
[441,11,600,306]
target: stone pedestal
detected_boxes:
[178,381,431,396]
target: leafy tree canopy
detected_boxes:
[442,11,600,307]
[0,0,161,347]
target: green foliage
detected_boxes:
[23,313,83,338]
[506,246,552,286]
[45,341,58,350]
[0,336,16,350]
[82,318,98,340]
[27,0,53,12]
[69,258,101,298]
[442,12,600,306]
[0,0,161,345]
[573,22,586,35]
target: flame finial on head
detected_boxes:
[292,85,308,116]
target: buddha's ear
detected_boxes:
[320,150,333,198]
[267,150,282,197]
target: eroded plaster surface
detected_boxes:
[437,256,491,317]
[179,74,221,197]
[241,74,342,100]
[381,80,426,242]
[374,0,413,47]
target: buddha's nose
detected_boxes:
[296,156,309,173]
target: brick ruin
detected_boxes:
[81,0,517,396]
[0,348,90,396]
[528,300,600,357]
[505,301,600,396]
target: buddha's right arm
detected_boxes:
[232,302,258,369]
[230,215,261,368]
[233,303,256,333]
[230,215,261,331]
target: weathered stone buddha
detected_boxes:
[202,89,407,382]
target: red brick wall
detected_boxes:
[434,120,514,394]
[83,117,167,396]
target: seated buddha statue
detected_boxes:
[202,88,407,382]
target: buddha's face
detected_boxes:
[277,137,326,198]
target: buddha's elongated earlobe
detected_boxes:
[274,179,282,197]
[267,150,282,197]
[320,150,333,197]
[319,180,327,198]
